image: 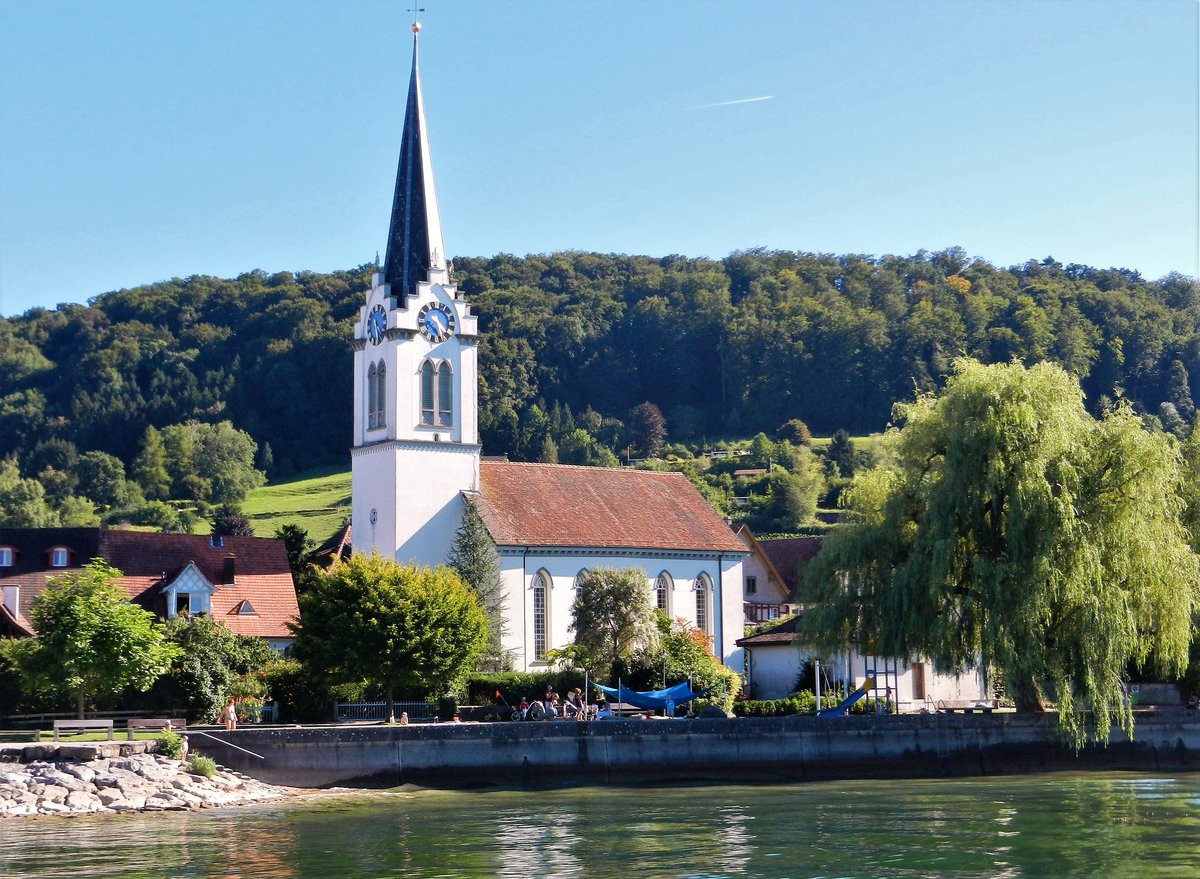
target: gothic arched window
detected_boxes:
[655,572,672,614]
[533,570,551,660]
[367,362,377,428]
[437,362,453,426]
[694,573,711,636]
[375,361,386,428]
[574,569,588,600]
[420,360,435,425]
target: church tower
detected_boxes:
[351,23,479,566]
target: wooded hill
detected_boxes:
[1,248,1196,524]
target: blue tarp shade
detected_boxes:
[593,681,706,710]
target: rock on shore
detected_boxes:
[0,744,287,818]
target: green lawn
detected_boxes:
[241,465,351,546]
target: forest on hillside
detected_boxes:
[1,248,1197,531]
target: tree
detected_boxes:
[569,567,659,680]
[133,426,171,500]
[289,554,488,722]
[24,560,177,717]
[211,503,254,537]
[630,402,667,459]
[638,612,741,713]
[0,456,57,526]
[140,614,278,723]
[274,524,312,574]
[827,429,855,477]
[76,450,135,510]
[192,421,265,504]
[777,418,812,445]
[446,500,508,670]
[801,359,1200,745]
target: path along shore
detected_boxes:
[0,740,294,818]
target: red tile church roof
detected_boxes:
[475,462,745,553]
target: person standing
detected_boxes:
[219,697,238,731]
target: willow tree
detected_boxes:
[801,359,1199,745]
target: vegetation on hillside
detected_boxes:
[1,249,1195,536]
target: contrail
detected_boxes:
[694,95,774,109]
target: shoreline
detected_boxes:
[0,740,301,818]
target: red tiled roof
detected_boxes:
[475,462,745,553]
[0,528,299,640]
[757,536,824,594]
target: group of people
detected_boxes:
[517,687,609,721]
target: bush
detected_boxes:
[188,754,217,779]
[262,659,364,723]
[156,729,183,758]
[731,691,817,717]
[437,695,458,721]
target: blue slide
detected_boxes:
[817,677,875,718]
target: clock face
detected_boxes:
[418,302,456,343]
[367,304,387,345]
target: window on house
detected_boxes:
[0,547,12,567]
[695,574,711,635]
[574,570,588,599]
[655,572,672,613]
[50,547,68,567]
[210,535,223,548]
[235,599,258,616]
[745,575,757,594]
[533,571,549,660]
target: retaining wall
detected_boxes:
[193,709,1200,789]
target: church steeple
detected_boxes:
[383,23,446,297]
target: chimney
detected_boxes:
[222,554,236,585]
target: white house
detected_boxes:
[349,25,748,673]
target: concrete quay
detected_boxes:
[194,709,1200,789]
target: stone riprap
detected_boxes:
[0,742,287,818]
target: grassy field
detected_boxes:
[241,465,351,545]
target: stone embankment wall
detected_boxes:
[0,741,286,817]
[199,709,1200,789]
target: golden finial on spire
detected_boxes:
[411,21,421,34]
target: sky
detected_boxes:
[0,0,1196,317]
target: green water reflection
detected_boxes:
[5,772,1198,878]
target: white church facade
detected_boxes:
[350,26,748,674]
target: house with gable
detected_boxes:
[347,25,749,673]
[0,527,299,650]
[735,533,987,707]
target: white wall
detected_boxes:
[497,551,746,675]
[745,644,987,708]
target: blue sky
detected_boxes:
[1,0,1196,317]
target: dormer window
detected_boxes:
[234,599,258,616]
[0,547,12,567]
[50,547,69,567]
[210,535,223,548]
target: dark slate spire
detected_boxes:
[383,24,445,297]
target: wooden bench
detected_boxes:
[126,718,187,740]
[52,719,114,741]
[937,699,996,715]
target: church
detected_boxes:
[350,25,747,673]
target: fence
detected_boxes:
[334,701,439,722]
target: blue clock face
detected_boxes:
[418,302,456,343]
[367,305,387,345]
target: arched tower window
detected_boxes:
[367,362,378,429]
[533,570,551,660]
[655,572,672,614]
[694,573,711,636]
[420,360,435,425]
[375,361,386,428]
[437,362,453,426]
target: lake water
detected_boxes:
[5,773,1199,878]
